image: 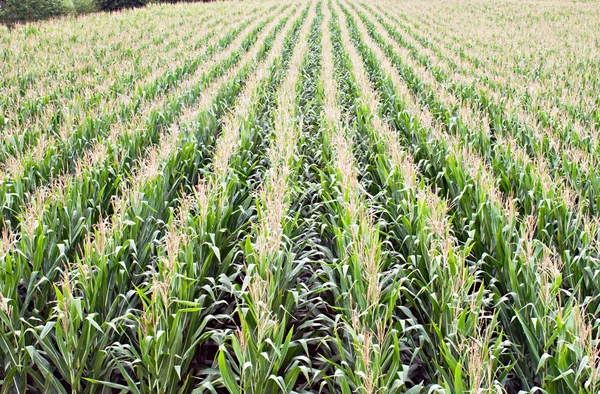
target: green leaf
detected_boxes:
[218,351,240,394]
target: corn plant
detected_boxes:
[1,0,599,392]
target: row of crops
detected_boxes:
[0,0,599,392]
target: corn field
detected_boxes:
[1,0,599,392]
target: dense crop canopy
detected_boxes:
[0,0,599,393]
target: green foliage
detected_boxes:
[0,0,98,22]
[0,0,225,22]
[71,0,97,13]
[0,0,70,22]
[1,0,600,393]
[97,0,147,11]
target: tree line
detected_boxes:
[0,0,208,23]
